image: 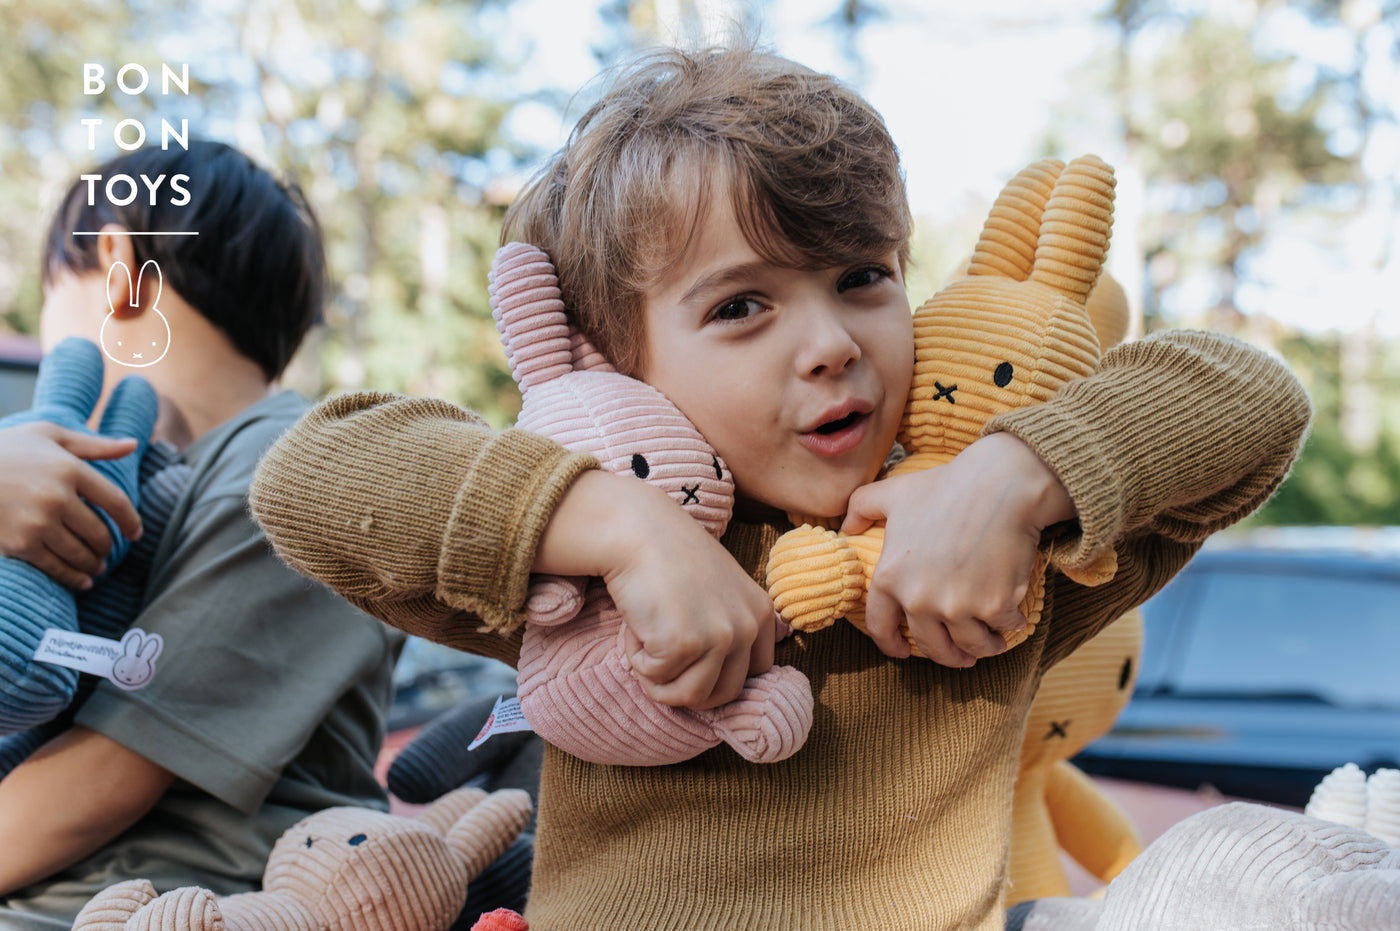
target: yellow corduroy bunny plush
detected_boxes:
[1008,609,1145,904]
[766,154,1119,654]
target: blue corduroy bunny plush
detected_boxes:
[0,337,160,737]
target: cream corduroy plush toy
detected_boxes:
[71,786,533,931]
[766,155,1118,654]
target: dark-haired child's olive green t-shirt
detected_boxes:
[0,391,402,930]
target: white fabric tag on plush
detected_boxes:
[33,628,164,691]
[469,694,534,749]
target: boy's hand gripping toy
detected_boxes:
[72,785,533,931]
[0,337,156,732]
[766,155,1119,656]
[489,242,813,766]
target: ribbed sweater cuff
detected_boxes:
[437,429,597,632]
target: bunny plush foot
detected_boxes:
[523,576,586,626]
[71,878,158,930]
[128,887,225,931]
[702,664,814,764]
[766,524,871,632]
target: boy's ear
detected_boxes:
[98,225,142,320]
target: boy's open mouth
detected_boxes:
[815,411,863,435]
[800,410,871,457]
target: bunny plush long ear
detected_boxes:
[967,158,1064,281]
[966,155,1116,305]
[488,243,578,393]
[568,329,616,374]
[1031,155,1116,302]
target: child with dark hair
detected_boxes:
[0,140,401,929]
[250,46,1311,930]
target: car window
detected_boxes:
[0,364,37,417]
[1170,568,1400,709]
[1134,571,1194,692]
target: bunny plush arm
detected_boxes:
[0,338,156,733]
[491,242,813,765]
[767,156,1117,662]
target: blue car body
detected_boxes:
[1075,534,1400,807]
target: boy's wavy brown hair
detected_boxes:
[503,44,912,377]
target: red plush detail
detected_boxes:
[471,908,529,931]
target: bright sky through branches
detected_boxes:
[499,0,1399,337]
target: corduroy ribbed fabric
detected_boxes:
[1008,802,1400,930]
[249,326,1311,930]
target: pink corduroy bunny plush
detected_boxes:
[489,242,814,766]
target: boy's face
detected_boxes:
[639,194,914,519]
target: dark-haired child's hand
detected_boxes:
[535,469,777,710]
[842,432,1075,667]
[0,423,143,590]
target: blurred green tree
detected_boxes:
[1095,0,1400,526]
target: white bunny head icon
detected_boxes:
[101,259,172,368]
[111,628,163,690]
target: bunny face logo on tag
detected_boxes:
[33,626,164,690]
[112,628,163,689]
[101,259,171,368]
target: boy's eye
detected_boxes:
[837,264,892,293]
[711,296,763,322]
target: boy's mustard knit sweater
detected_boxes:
[250,328,1310,931]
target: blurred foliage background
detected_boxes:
[0,0,1396,525]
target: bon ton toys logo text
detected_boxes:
[78,62,194,369]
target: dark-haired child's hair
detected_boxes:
[42,140,326,381]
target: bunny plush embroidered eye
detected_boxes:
[766,155,1120,656]
[101,259,172,368]
[489,242,813,766]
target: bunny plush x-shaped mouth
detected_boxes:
[101,259,172,368]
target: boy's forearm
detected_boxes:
[0,726,173,895]
[985,328,1312,569]
[987,329,1311,668]
[248,391,597,639]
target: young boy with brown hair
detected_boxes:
[249,45,1311,929]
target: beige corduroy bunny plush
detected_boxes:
[766,155,1119,654]
[71,786,533,931]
